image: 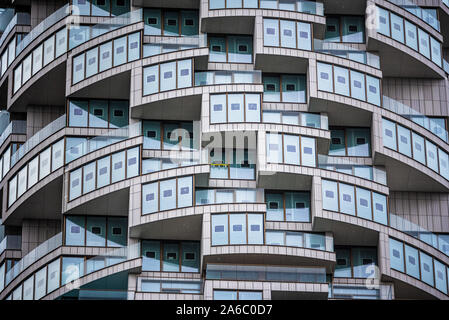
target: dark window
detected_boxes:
[112,227,122,235]
[332,138,342,145]
[212,45,222,52]
[266,84,276,91]
[146,251,155,258]
[269,202,279,209]
[238,45,248,52]
[91,227,101,234]
[148,18,157,25]
[117,0,125,6]
[356,138,365,145]
[348,25,358,32]
[167,19,177,26]
[185,253,195,260]
[147,131,157,138]
[185,19,194,26]
[167,252,177,260]
[286,84,295,91]
[295,202,305,209]
[93,109,103,116]
[337,258,347,265]
[362,258,373,265]
[327,25,336,32]
[114,110,124,117]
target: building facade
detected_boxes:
[0,0,448,300]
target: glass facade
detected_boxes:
[209,35,253,63]
[335,247,378,278]
[210,93,261,123]
[266,133,316,167]
[211,213,264,246]
[144,9,199,36]
[142,240,200,272]
[263,18,311,50]
[143,59,192,95]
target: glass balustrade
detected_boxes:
[382,96,448,143]
[143,34,207,57]
[0,120,26,148]
[195,70,261,86]
[386,0,440,31]
[0,235,21,255]
[208,0,324,16]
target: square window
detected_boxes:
[269,144,279,151]
[303,147,313,154]
[320,72,329,80]
[167,252,177,259]
[102,52,110,59]
[116,46,124,54]
[337,258,347,265]
[112,227,122,235]
[393,23,401,31]
[356,138,366,145]
[233,225,242,231]
[130,42,138,49]
[408,30,415,38]
[325,190,334,198]
[146,193,154,201]
[114,110,124,117]
[286,84,295,91]
[128,157,137,166]
[299,31,309,39]
[408,256,415,265]
[266,84,276,91]
[238,45,248,52]
[423,263,430,272]
[146,251,155,258]
[212,45,221,52]
[331,138,341,145]
[88,57,96,65]
[337,76,346,84]
[295,202,305,209]
[392,249,400,258]
[369,85,377,94]
[180,187,189,195]
[327,25,336,32]
[71,226,80,234]
[353,80,362,88]
[438,271,444,280]
[114,161,123,170]
[215,225,224,232]
[180,69,190,76]
[231,103,240,110]
[266,28,276,35]
[164,71,173,79]
[286,145,296,152]
[283,29,292,37]
[185,253,195,260]
[343,194,351,202]
[93,109,103,116]
[213,104,223,111]
[75,64,83,72]
[167,19,177,26]
[99,167,107,175]
[429,151,435,159]
[349,25,358,32]
[185,19,194,26]
[400,136,408,144]
[375,203,383,211]
[248,103,257,110]
[379,16,387,24]
[250,225,260,231]
[415,143,421,151]
[92,226,101,234]
[362,258,373,264]
[385,129,393,137]
[163,190,172,197]
[72,179,80,188]
[148,18,157,25]
[269,201,279,209]
[359,198,368,207]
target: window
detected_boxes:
[263,18,312,50]
[211,213,264,246]
[143,59,193,95]
[330,128,371,157]
[209,35,253,63]
[263,74,306,103]
[142,240,200,272]
[317,62,333,92]
[214,290,262,300]
[210,93,261,124]
[325,16,365,43]
[389,238,404,272]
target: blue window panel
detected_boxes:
[128,32,141,62]
[69,25,90,49]
[333,66,349,97]
[238,291,263,300]
[418,28,430,59]
[266,133,283,163]
[266,231,284,245]
[181,10,199,36]
[144,9,162,35]
[142,182,158,214]
[356,187,372,220]
[160,178,176,211]
[73,53,85,84]
[335,248,352,277]
[181,242,200,272]
[280,20,296,48]
[322,180,339,212]
[302,113,321,128]
[210,0,225,8]
[143,65,159,96]
[377,7,390,37]
[43,35,55,67]
[32,44,43,76]
[214,290,238,300]
[113,36,127,66]
[142,240,161,271]
[263,19,279,47]
[47,259,60,294]
[286,232,303,247]
[73,0,91,15]
[438,149,449,180]
[126,147,139,179]
[283,134,300,165]
[263,75,281,102]
[389,238,404,272]
[92,0,110,16]
[317,62,333,92]
[163,11,179,36]
[86,216,106,246]
[429,118,447,141]
[350,70,366,101]
[61,257,84,286]
[354,166,373,180]
[209,37,227,62]
[228,94,244,123]
[245,93,261,122]
[212,214,228,245]
[65,137,87,163]
[69,100,88,127]
[210,94,227,124]
[341,16,364,43]
[99,41,113,72]
[279,0,295,10]
[65,216,85,246]
[301,136,316,167]
[247,214,264,244]
[228,36,252,63]
[329,129,346,156]
[160,61,177,91]
[260,0,277,8]
[96,156,111,188]
[397,125,412,157]
[177,176,193,208]
[382,118,397,151]
[430,37,442,67]
[281,75,306,103]
[435,260,447,294]
[39,147,52,180]
[404,244,420,279]
[177,59,192,89]
[163,242,179,272]
[366,75,380,106]
[426,140,439,172]
[83,162,96,194]
[230,214,246,244]
[85,47,98,78]
[243,0,258,8]
[297,22,311,50]
[439,235,449,255]
[266,193,284,221]
[285,192,310,222]
[390,13,404,43]
[111,151,126,183]
[372,192,388,225]
[419,251,434,287]
[404,21,418,51]
[339,183,355,216]
[325,17,340,42]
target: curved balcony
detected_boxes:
[201,0,326,38]
[366,3,445,78]
[375,116,449,192]
[382,234,449,299]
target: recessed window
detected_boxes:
[353,80,362,88]
[116,46,124,54]
[146,193,154,201]
[303,147,313,154]
[375,203,383,211]
[286,84,295,91]
[148,18,157,25]
[185,19,194,26]
[114,161,123,170]
[215,225,224,232]
[180,187,190,195]
[146,251,156,258]
[362,258,373,264]
[332,138,342,145]
[93,109,103,116]
[248,103,258,110]
[337,76,346,84]
[283,29,292,37]
[212,45,221,52]
[400,136,408,144]
[295,202,305,209]
[164,71,173,79]
[167,19,177,26]
[266,84,276,91]
[327,25,336,32]
[348,25,358,32]
[91,227,101,234]
[299,31,309,39]
[112,227,122,235]
[231,103,240,110]
[147,131,157,138]
[415,143,421,151]
[128,157,137,166]
[233,225,243,232]
[250,225,260,231]
[167,252,177,260]
[269,202,279,209]
[238,45,248,52]
[163,190,172,197]
[337,258,347,265]
[130,42,138,49]
[185,252,195,260]
[320,72,329,80]
[359,198,368,207]
[180,69,190,76]
[114,110,124,117]
[99,167,107,175]
[213,104,223,111]
[379,16,387,24]
[356,138,366,145]
[266,28,276,35]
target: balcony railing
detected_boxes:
[318,155,387,185]
[206,264,327,283]
[4,232,62,287]
[328,283,393,300]
[10,115,66,168]
[0,120,26,148]
[262,111,328,130]
[386,0,440,31]
[15,4,70,56]
[382,95,448,143]
[209,0,324,16]
[210,163,256,180]
[314,39,381,69]
[0,235,21,255]
[143,34,207,58]
[0,12,31,49]
[195,70,262,86]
